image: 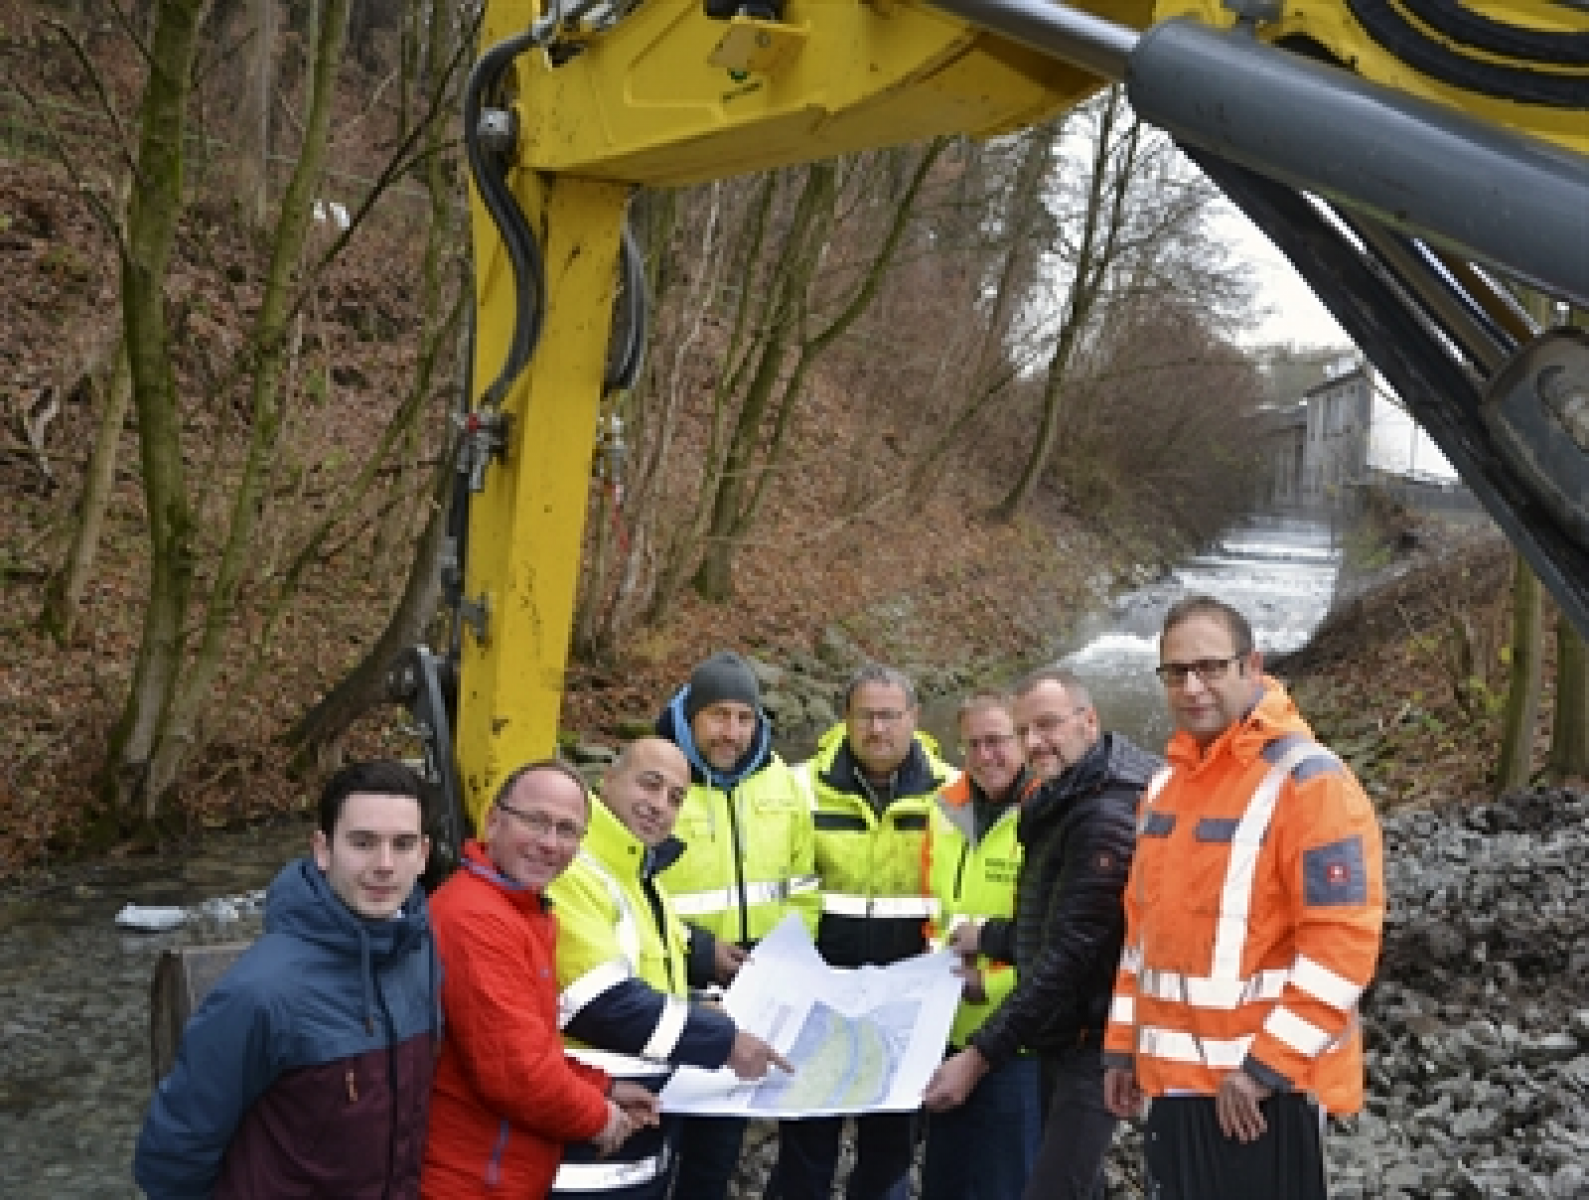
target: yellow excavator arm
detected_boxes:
[400,0,1587,841]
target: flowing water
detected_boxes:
[922,513,1342,758]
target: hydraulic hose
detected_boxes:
[462,29,547,410]
[1397,0,1589,66]
[1347,0,1589,109]
[605,219,649,391]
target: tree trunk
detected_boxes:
[39,334,129,644]
[1495,551,1542,791]
[692,143,945,601]
[103,0,210,823]
[907,126,1055,499]
[691,164,833,602]
[1547,606,1589,781]
[140,0,353,813]
[288,0,466,765]
[996,89,1140,521]
[287,440,458,767]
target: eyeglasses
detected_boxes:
[961,732,1016,756]
[1155,654,1245,688]
[1018,708,1088,739]
[496,800,586,845]
[853,708,907,727]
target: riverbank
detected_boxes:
[4,505,1515,899]
[1273,516,1519,809]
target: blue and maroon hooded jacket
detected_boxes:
[133,857,440,1199]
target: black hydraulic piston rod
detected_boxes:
[929,0,1589,311]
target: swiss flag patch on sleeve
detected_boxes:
[1303,836,1368,906]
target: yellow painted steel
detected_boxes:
[458,174,629,827]
[509,2,1153,185]
[461,0,1585,817]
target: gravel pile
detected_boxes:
[1323,789,1589,1200]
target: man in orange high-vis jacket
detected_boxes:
[1103,594,1385,1200]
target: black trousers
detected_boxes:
[1023,1047,1116,1200]
[1142,1094,1328,1200]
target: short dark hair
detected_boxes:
[491,757,591,815]
[1162,594,1255,656]
[955,690,1012,727]
[1011,665,1092,711]
[842,663,918,712]
[318,760,426,837]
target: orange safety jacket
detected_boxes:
[1103,678,1384,1115]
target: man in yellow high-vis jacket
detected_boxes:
[655,651,819,1200]
[549,738,790,1200]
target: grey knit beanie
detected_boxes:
[684,651,761,723]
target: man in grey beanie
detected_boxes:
[655,649,819,1200]
[683,650,764,730]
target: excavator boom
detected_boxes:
[406,0,1587,836]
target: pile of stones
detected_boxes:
[1324,788,1589,1199]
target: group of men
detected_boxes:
[134,593,1384,1200]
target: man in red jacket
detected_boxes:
[422,759,660,1197]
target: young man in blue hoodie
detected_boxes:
[134,760,440,1199]
[655,650,820,1200]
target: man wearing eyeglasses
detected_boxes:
[925,666,1161,1200]
[918,691,1042,1200]
[1102,594,1384,1200]
[772,663,957,1200]
[546,737,792,1199]
[423,759,661,1197]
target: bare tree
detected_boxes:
[102,0,469,823]
[103,0,212,821]
[994,87,1255,521]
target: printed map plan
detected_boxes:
[749,998,912,1111]
[659,915,961,1117]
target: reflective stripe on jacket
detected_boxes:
[797,724,957,968]
[923,772,1026,1049]
[1103,678,1385,1114]
[659,757,820,946]
[547,799,736,1194]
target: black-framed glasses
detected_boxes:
[1155,654,1245,688]
[496,799,586,845]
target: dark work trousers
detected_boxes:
[1142,1093,1328,1200]
[1022,1046,1118,1200]
[767,1112,916,1200]
[921,1054,1042,1200]
[672,1115,748,1200]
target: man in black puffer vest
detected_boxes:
[923,666,1161,1200]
